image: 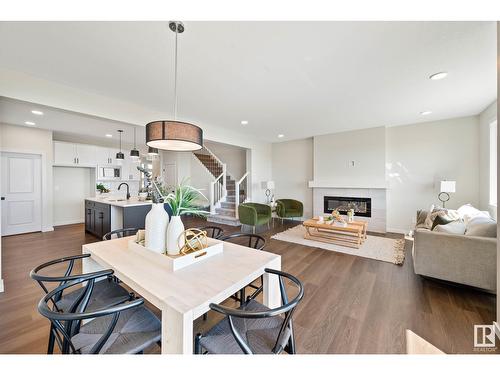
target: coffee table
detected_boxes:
[303,217,368,249]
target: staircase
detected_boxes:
[193,147,246,226]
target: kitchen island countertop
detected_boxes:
[85,196,155,208]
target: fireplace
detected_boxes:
[323,196,372,218]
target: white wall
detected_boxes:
[53,167,93,225]
[0,123,54,232]
[478,100,497,218]
[386,116,480,232]
[272,138,313,218]
[312,126,386,188]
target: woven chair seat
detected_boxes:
[72,305,161,354]
[199,299,284,354]
[56,278,131,312]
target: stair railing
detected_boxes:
[234,172,249,219]
[193,145,228,213]
[209,164,227,214]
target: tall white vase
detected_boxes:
[145,203,169,253]
[166,216,185,255]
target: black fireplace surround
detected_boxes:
[323,196,372,218]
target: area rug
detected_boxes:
[271,225,405,265]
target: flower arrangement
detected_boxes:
[326,209,346,224]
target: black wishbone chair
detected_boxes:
[220,233,266,304]
[30,254,133,354]
[37,271,161,354]
[197,225,224,239]
[103,227,141,240]
[195,268,304,354]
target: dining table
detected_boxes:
[82,236,282,354]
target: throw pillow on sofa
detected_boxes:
[433,220,466,235]
[430,209,461,230]
[457,204,489,225]
[465,216,497,238]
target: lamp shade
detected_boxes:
[261,181,275,190]
[130,149,140,158]
[146,121,203,151]
[440,180,456,193]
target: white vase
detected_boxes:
[166,216,185,255]
[145,203,169,253]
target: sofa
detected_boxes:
[238,203,272,233]
[413,204,497,293]
[276,199,304,222]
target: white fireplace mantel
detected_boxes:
[308,181,387,189]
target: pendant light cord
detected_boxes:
[173,24,178,120]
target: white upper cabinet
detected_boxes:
[54,142,77,165]
[75,144,97,166]
[54,141,96,166]
[96,146,118,165]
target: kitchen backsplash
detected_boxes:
[97,180,141,197]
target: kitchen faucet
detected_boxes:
[118,182,131,200]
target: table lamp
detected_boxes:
[438,180,456,208]
[261,181,275,203]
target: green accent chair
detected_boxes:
[276,199,304,223]
[238,203,272,234]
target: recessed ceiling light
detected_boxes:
[278,134,284,138]
[241,120,248,125]
[25,121,36,126]
[31,110,44,115]
[105,134,113,138]
[420,111,432,116]
[429,72,448,80]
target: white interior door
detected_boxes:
[1,152,42,236]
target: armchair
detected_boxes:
[238,203,272,233]
[276,199,304,223]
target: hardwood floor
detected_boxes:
[0,218,497,354]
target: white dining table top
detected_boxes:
[82,236,281,318]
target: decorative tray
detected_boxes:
[128,237,223,271]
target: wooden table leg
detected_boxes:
[161,306,193,354]
[263,257,282,309]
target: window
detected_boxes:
[489,120,497,206]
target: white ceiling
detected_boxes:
[0,97,143,146]
[0,21,496,141]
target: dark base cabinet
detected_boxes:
[85,200,111,239]
[85,200,172,240]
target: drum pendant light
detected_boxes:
[146,21,203,151]
[130,127,140,159]
[116,130,124,160]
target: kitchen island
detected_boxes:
[85,197,172,239]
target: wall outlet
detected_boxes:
[348,160,356,167]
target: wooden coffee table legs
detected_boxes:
[304,225,364,249]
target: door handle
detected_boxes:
[1,197,5,201]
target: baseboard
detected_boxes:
[42,226,54,232]
[386,227,408,235]
[53,219,84,227]
[0,279,4,293]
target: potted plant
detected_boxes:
[96,183,110,194]
[162,179,209,255]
